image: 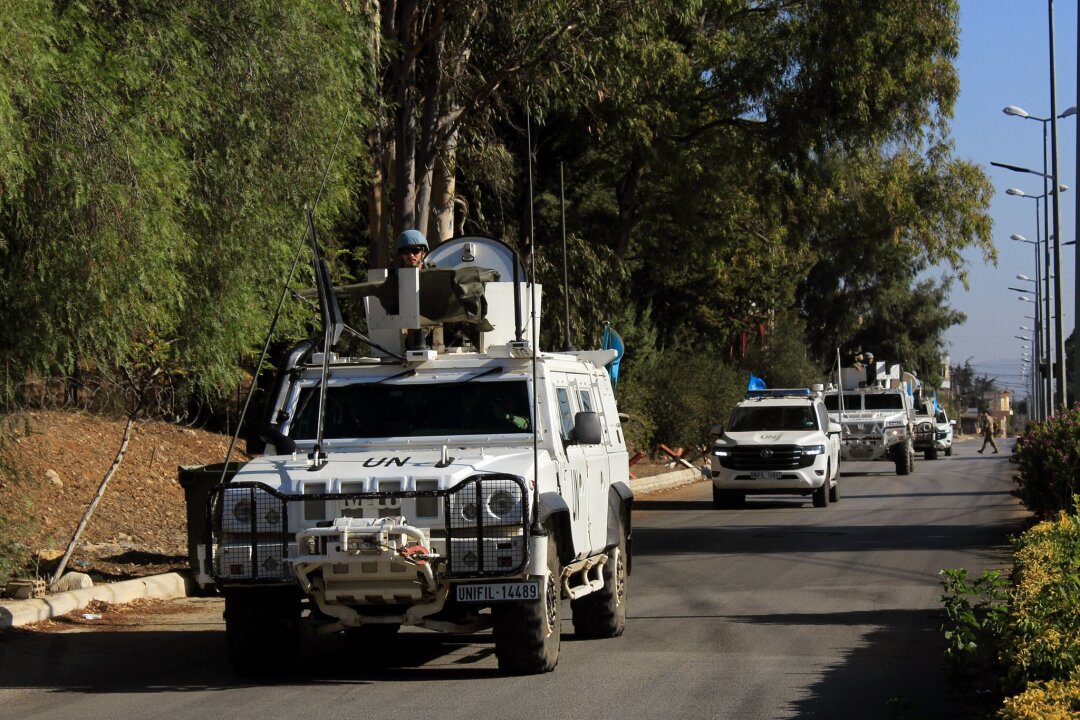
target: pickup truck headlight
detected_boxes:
[802,444,826,456]
[712,447,732,457]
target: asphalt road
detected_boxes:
[0,437,1028,720]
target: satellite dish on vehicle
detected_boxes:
[426,236,525,282]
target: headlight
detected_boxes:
[461,502,478,521]
[488,490,516,520]
[713,447,732,457]
[233,498,253,523]
[803,444,826,456]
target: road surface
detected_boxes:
[0,437,1027,719]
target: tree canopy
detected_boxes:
[0,0,994,443]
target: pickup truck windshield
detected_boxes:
[288,380,532,439]
[728,405,817,432]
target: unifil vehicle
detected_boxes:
[709,387,841,508]
[822,358,917,475]
[184,235,632,676]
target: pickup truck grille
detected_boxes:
[717,445,815,471]
[206,474,530,584]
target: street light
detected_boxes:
[1002,98,1077,410]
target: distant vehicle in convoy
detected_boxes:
[183,236,632,676]
[912,399,954,459]
[823,358,917,475]
[709,387,841,508]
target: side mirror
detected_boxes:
[710,423,724,438]
[571,411,603,445]
[950,420,957,427]
[828,421,842,435]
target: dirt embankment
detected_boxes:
[0,411,244,581]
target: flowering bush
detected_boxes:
[941,507,1080,718]
[1013,407,1080,517]
[999,678,1080,720]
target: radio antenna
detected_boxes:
[560,162,574,351]
[527,104,542,534]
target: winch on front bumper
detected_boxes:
[205,474,532,600]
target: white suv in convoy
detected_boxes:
[709,387,842,508]
[935,408,954,456]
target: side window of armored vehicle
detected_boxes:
[578,389,593,413]
[555,387,575,441]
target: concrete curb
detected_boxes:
[1,572,190,629]
[1,467,702,629]
[629,465,707,496]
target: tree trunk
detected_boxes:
[49,411,137,589]
[615,159,643,259]
[393,0,420,234]
[430,130,458,243]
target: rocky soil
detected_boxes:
[0,411,246,583]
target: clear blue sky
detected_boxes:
[944,0,1078,394]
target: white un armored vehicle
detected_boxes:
[822,357,917,475]
[185,236,632,676]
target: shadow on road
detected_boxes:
[631,517,1028,557]
[0,628,515,691]
[733,608,963,719]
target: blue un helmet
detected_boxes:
[395,229,429,252]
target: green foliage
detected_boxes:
[0,420,38,586]
[622,345,744,451]
[939,567,1010,679]
[941,509,1080,718]
[1013,410,1080,518]
[0,1,372,411]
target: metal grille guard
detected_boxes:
[206,473,531,585]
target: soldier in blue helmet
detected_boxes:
[395,229,429,269]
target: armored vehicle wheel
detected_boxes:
[493,532,562,674]
[925,447,938,460]
[712,486,746,509]
[572,520,627,639]
[812,476,830,508]
[829,473,840,503]
[224,587,300,676]
[895,446,913,475]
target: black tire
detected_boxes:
[812,474,830,508]
[925,447,938,461]
[571,520,627,639]
[224,588,301,676]
[712,486,746,509]
[895,445,912,476]
[829,472,840,503]
[945,445,953,457]
[493,531,562,674]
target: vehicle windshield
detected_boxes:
[728,405,818,432]
[288,379,532,439]
[863,393,905,410]
[823,393,861,411]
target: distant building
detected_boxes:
[960,389,1013,436]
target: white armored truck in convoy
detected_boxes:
[823,358,917,475]
[186,236,632,676]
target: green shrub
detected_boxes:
[0,420,37,586]
[1013,408,1080,518]
[942,507,1080,719]
[1003,513,1080,689]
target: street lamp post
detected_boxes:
[1002,97,1076,410]
[1012,226,1049,418]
